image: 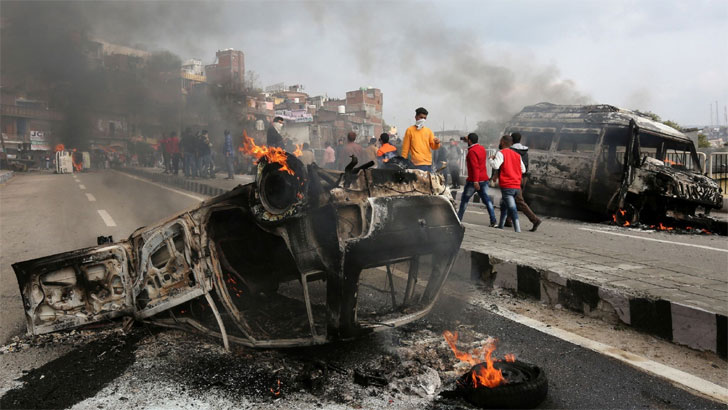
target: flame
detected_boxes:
[504,354,516,363]
[443,330,510,388]
[270,379,281,397]
[72,154,82,172]
[612,208,631,227]
[293,144,303,157]
[240,130,295,175]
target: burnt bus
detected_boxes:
[504,103,723,225]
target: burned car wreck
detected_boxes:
[505,103,723,228]
[13,153,464,349]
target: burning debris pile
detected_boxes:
[611,208,724,235]
[441,331,548,409]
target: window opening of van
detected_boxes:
[520,131,554,151]
[557,131,598,153]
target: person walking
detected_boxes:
[334,138,345,170]
[401,107,440,172]
[506,132,542,231]
[446,138,463,188]
[323,141,336,169]
[197,130,212,178]
[364,137,378,166]
[161,133,171,173]
[181,127,197,178]
[490,134,526,232]
[169,131,181,175]
[223,129,235,179]
[457,133,497,225]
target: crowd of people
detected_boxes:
[147,106,542,233]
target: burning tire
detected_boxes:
[456,360,548,409]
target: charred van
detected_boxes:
[504,103,723,227]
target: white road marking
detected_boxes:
[79,184,86,190]
[467,298,728,403]
[97,210,117,227]
[86,193,96,202]
[113,170,205,201]
[579,227,728,253]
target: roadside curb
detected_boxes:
[448,248,727,359]
[119,166,726,358]
[0,171,15,184]
[122,167,230,197]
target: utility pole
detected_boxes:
[716,101,720,127]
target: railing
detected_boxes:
[708,152,728,195]
[664,151,706,173]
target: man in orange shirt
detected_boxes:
[401,107,440,172]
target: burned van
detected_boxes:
[13,154,464,349]
[504,103,723,225]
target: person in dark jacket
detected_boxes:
[457,133,497,225]
[266,116,284,148]
[223,129,234,179]
[446,139,463,188]
[507,132,542,231]
[197,130,212,178]
[181,127,197,178]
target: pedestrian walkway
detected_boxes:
[449,222,727,358]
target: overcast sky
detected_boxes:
[87,0,727,131]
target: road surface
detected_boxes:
[0,170,724,409]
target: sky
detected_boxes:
[81,0,728,131]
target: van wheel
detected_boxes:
[614,203,639,226]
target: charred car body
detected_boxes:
[505,103,723,226]
[13,155,464,348]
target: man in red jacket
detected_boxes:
[457,133,497,225]
[490,134,526,232]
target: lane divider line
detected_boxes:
[466,297,728,404]
[579,227,728,253]
[86,193,96,202]
[113,170,205,201]
[79,184,86,190]
[97,210,117,227]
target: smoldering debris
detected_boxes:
[1,323,509,408]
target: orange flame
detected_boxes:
[293,144,303,157]
[240,130,295,175]
[270,379,281,397]
[443,330,510,388]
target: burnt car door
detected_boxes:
[12,216,206,335]
[12,243,135,335]
[133,217,207,318]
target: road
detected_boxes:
[0,169,725,409]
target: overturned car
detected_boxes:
[505,103,723,228]
[13,154,464,349]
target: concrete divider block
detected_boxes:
[671,303,716,352]
[598,287,631,324]
[492,261,517,290]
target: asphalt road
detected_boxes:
[0,170,724,409]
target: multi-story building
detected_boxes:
[205,49,245,91]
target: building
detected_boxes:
[205,49,245,91]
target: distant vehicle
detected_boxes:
[504,103,723,225]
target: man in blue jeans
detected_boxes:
[490,134,526,232]
[457,133,497,225]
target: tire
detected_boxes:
[456,360,548,409]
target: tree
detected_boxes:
[697,133,710,148]
[473,120,506,147]
[245,70,261,92]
